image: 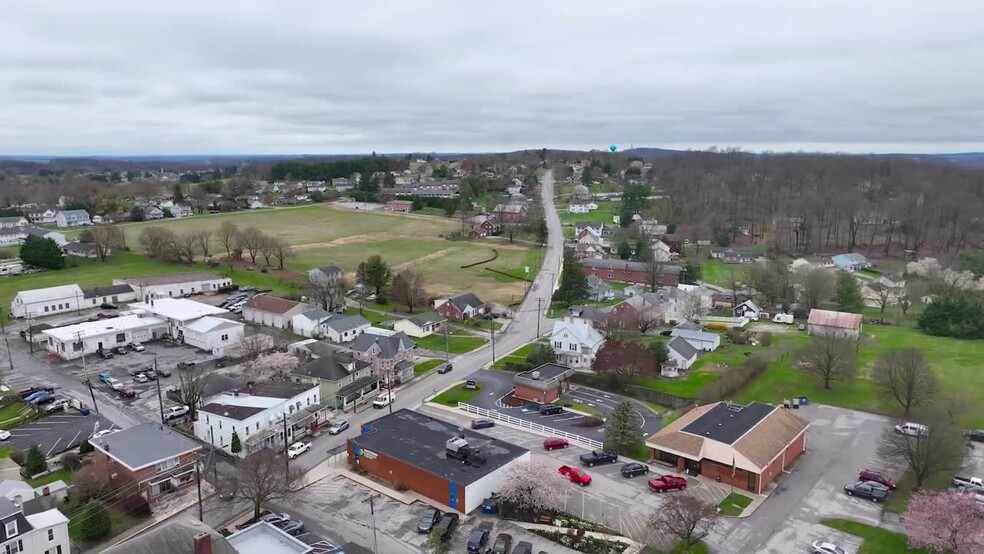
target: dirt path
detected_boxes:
[291,233,447,251]
[392,247,460,271]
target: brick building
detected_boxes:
[90,423,202,499]
[512,363,575,403]
[581,258,681,286]
[384,200,414,213]
[348,410,530,513]
[645,401,808,495]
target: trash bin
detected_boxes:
[79,408,91,416]
[799,396,810,406]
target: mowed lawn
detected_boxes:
[699,259,748,287]
[556,200,620,225]
[416,332,487,354]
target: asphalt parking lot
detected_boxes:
[4,411,115,456]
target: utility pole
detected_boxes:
[0,298,5,333]
[26,313,34,353]
[196,461,203,521]
[536,298,542,338]
[154,355,164,424]
[362,495,379,554]
[3,335,14,374]
[443,323,450,365]
[386,371,393,415]
[76,331,99,414]
[491,321,496,363]
[282,413,290,485]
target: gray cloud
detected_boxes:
[0,0,982,155]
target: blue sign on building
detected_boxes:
[449,480,456,508]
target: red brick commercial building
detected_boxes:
[91,422,203,500]
[512,363,575,403]
[582,258,681,287]
[645,401,808,495]
[348,410,530,513]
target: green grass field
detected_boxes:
[413,359,444,374]
[717,492,753,516]
[343,307,392,325]
[431,383,482,406]
[29,468,73,488]
[699,259,748,287]
[491,342,536,370]
[822,518,930,554]
[416,332,487,354]
[556,200,620,225]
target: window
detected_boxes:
[156,457,179,472]
[218,421,222,429]
[5,520,17,537]
[553,341,561,349]
[205,415,209,424]
[44,306,49,313]
[569,344,577,351]
[296,401,301,410]
[116,333,126,343]
[47,529,54,541]
[92,299,97,305]
[221,334,228,341]
[5,538,23,554]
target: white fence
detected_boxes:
[458,402,603,450]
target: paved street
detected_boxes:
[4,411,115,456]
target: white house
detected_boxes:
[181,316,244,356]
[0,496,70,554]
[42,314,168,360]
[670,328,721,352]
[54,210,91,227]
[666,336,699,371]
[550,317,605,369]
[291,308,333,338]
[732,300,761,321]
[194,381,323,457]
[653,239,673,262]
[145,207,165,220]
[0,216,28,228]
[322,315,371,343]
[114,272,232,303]
[11,284,84,318]
[243,296,307,330]
[169,205,192,218]
[82,284,137,308]
[25,209,56,226]
[567,203,591,214]
[0,229,24,247]
[392,312,446,338]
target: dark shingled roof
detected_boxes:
[199,403,265,421]
[681,401,775,445]
[102,516,237,554]
[292,346,370,382]
[667,336,699,360]
[351,332,415,359]
[447,292,484,312]
[352,409,528,486]
[83,284,135,299]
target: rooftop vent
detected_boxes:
[531,371,541,380]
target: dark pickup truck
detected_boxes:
[579,450,618,467]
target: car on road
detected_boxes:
[466,521,493,553]
[44,398,71,413]
[286,442,311,459]
[543,437,569,450]
[0,430,9,441]
[648,474,689,493]
[437,363,453,374]
[416,507,443,534]
[114,346,129,355]
[373,392,395,408]
[118,388,137,399]
[464,380,478,390]
[92,428,119,439]
[156,367,172,378]
[811,541,847,554]
[844,480,890,502]
[539,404,564,415]
[129,343,145,352]
[132,373,149,383]
[579,450,618,467]
[965,429,984,443]
[512,542,534,554]
[105,377,124,391]
[100,302,118,309]
[328,419,350,435]
[621,462,650,478]
[894,421,929,437]
[471,418,495,430]
[491,532,513,554]
[164,405,190,420]
[858,469,896,490]
[433,513,459,541]
[143,369,158,380]
[558,465,592,486]
[96,348,114,359]
[952,475,983,489]
[272,519,305,536]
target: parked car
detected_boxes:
[24,390,53,403]
[96,348,114,359]
[239,286,257,293]
[91,428,119,439]
[437,363,453,374]
[843,480,890,502]
[286,442,311,459]
[539,404,564,416]
[512,542,534,554]
[156,367,172,378]
[98,372,113,384]
[114,345,128,355]
[100,302,118,309]
[543,437,569,450]
[129,342,145,352]
[18,386,54,400]
[105,378,124,391]
[164,405,190,420]
[417,507,443,534]
[858,469,896,490]
[952,475,984,489]
[466,521,493,553]
[965,429,984,443]
[433,513,459,541]
[621,462,650,478]
[471,418,495,430]
[811,540,847,554]
[0,430,9,441]
[648,474,689,493]
[579,450,618,467]
[329,419,350,435]
[558,465,592,486]
[659,330,673,336]
[272,519,305,536]
[177,361,196,370]
[464,380,478,390]
[32,393,56,406]
[144,369,158,380]
[491,532,513,554]
[894,422,929,437]
[132,373,149,384]
[44,398,71,413]
[118,388,137,399]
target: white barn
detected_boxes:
[11,284,84,318]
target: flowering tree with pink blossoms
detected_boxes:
[252,351,300,380]
[904,490,984,554]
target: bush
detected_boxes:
[726,329,748,345]
[698,355,769,404]
[758,332,773,347]
[25,445,47,477]
[61,452,83,472]
[530,529,627,554]
[119,495,151,518]
[918,290,984,339]
[8,449,25,467]
[79,440,94,455]
[80,500,112,541]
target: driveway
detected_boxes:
[706,404,903,553]
[5,411,115,456]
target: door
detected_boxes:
[747,471,756,492]
[684,459,701,476]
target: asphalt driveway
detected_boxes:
[5,411,115,456]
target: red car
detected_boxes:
[858,469,896,490]
[543,437,569,450]
[648,474,688,493]
[558,465,592,486]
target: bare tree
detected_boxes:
[236,449,302,518]
[307,275,346,312]
[798,335,857,389]
[390,269,426,313]
[80,226,124,262]
[634,307,662,334]
[194,228,213,258]
[176,365,209,420]
[878,410,965,488]
[259,234,276,266]
[270,237,294,270]
[173,231,200,263]
[797,267,835,310]
[649,496,720,551]
[138,227,178,261]
[496,460,569,517]
[873,286,893,315]
[681,289,708,323]
[218,221,238,258]
[236,227,266,264]
[644,258,666,290]
[897,279,928,318]
[872,348,937,417]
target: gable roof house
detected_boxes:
[90,422,203,498]
[670,328,721,352]
[321,314,371,343]
[54,209,91,227]
[831,253,872,272]
[291,308,334,338]
[10,284,85,318]
[145,206,165,220]
[102,517,237,554]
[393,312,447,338]
[550,317,605,369]
[25,209,56,226]
[468,214,499,238]
[666,336,699,373]
[307,265,341,285]
[242,296,307,330]
[646,401,809,495]
[733,300,761,321]
[350,332,416,384]
[435,292,486,321]
[291,343,378,409]
[61,240,102,258]
[807,309,863,340]
[0,216,28,228]
[586,275,615,301]
[0,496,70,554]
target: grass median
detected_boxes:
[431,383,482,407]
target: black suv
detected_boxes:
[491,532,513,554]
[621,462,650,478]
[466,521,493,553]
[539,404,564,415]
[433,513,459,541]
[416,508,442,534]
[96,348,114,359]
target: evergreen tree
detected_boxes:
[25,444,47,477]
[605,401,643,454]
[635,238,653,262]
[231,431,242,454]
[173,183,184,203]
[617,240,632,260]
[356,255,393,297]
[130,205,146,221]
[648,341,670,364]
[836,272,864,313]
[680,263,702,285]
[81,501,112,541]
[553,247,589,305]
[20,235,65,269]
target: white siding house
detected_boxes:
[54,210,91,227]
[180,316,244,356]
[242,296,307,330]
[550,317,605,369]
[670,328,721,352]
[11,284,84,318]
[292,308,333,338]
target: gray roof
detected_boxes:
[315,265,341,275]
[59,209,90,219]
[448,292,484,312]
[668,336,699,359]
[671,328,719,343]
[103,516,237,554]
[20,227,54,237]
[575,221,603,230]
[83,284,135,299]
[0,480,32,500]
[299,307,332,320]
[233,381,313,399]
[324,314,370,333]
[408,311,446,326]
[351,331,415,359]
[202,373,244,398]
[93,422,201,470]
[292,346,370,382]
[199,403,265,421]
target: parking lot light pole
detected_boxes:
[75,331,99,414]
[154,354,164,424]
[362,495,379,554]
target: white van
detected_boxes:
[895,422,929,437]
[773,313,794,324]
[373,392,395,409]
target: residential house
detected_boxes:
[0,216,28,228]
[574,221,604,237]
[646,401,809,495]
[0,496,70,554]
[807,309,862,340]
[666,336,699,371]
[550,317,605,369]
[670,328,721,352]
[622,284,647,298]
[321,314,370,343]
[384,200,414,213]
[181,316,244,355]
[491,203,526,223]
[90,422,202,498]
[733,300,761,321]
[25,209,56,226]
[435,292,486,321]
[146,207,165,220]
[586,275,615,301]
[169,205,192,218]
[292,308,333,338]
[291,342,378,409]
[722,250,765,264]
[54,210,91,227]
[831,253,872,272]
[20,227,67,246]
[567,202,591,214]
[652,239,673,262]
[195,382,325,457]
[639,219,668,237]
[468,214,498,238]
[307,265,341,286]
[0,229,24,247]
[350,331,416,383]
[10,284,84,318]
[242,296,307,330]
[102,517,238,554]
[393,312,446,338]
[248,200,265,210]
[581,258,682,286]
[575,225,607,249]
[571,184,591,201]
[709,246,729,259]
[61,241,102,259]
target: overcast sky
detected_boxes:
[1,1,982,155]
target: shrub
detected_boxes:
[918,290,984,339]
[705,322,728,330]
[60,452,82,472]
[79,440,94,455]
[74,465,115,502]
[758,332,773,347]
[8,449,25,466]
[25,445,47,477]
[80,500,112,541]
[698,355,770,404]
[726,329,748,345]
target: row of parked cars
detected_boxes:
[416,508,542,554]
[237,511,305,536]
[94,342,145,359]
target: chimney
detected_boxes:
[193,532,212,554]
